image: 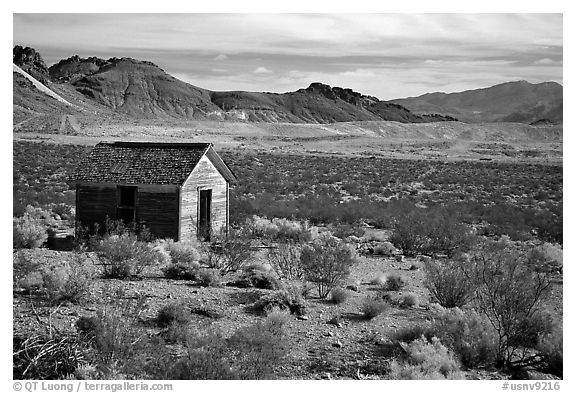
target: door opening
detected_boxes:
[199,189,212,241]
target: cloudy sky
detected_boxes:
[13,13,562,100]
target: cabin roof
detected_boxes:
[74,141,237,185]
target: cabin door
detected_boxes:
[199,189,212,241]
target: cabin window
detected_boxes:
[117,186,137,224]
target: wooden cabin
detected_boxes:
[74,142,237,241]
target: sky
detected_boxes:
[12,13,563,100]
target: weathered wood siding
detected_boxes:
[180,154,228,241]
[76,182,179,239]
[137,185,180,239]
[76,183,117,230]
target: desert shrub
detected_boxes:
[527,242,563,273]
[329,287,350,305]
[274,217,313,242]
[363,230,388,242]
[156,303,191,328]
[13,213,48,249]
[93,233,162,279]
[468,239,554,367]
[165,241,201,264]
[374,242,397,256]
[389,209,472,258]
[360,296,390,320]
[253,286,307,316]
[370,273,387,286]
[13,332,87,379]
[168,314,288,379]
[42,254,95,304]
[300,233,357,298]
[162,261,200,280]
[383,273,406,291]
[77,288,148,375]
[388,212,428,257]
[387,336,465,380]
[231,264,281,290]
[430,307,498,369]
[197,268,222,287]
[423,257,476,308]
[393,324,433,344]
[537,329,563,378]
[206,228,254,273]
[14,252,94,304]
[332,224,365,239]
[267,242,304,280]
[76,316,103,339]
[399,293,418,309]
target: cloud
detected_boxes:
[534,58,562,65]
[214,54,228,61]
[253,66,273,74]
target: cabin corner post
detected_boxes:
[226,182,230,236]
[177,185,182,242]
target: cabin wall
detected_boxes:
[76,182,179,239]
[180,154,228,241]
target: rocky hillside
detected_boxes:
[13,45,50,85]
[14,46,562,127]
[390,81,563,124]
[46,53,453,123]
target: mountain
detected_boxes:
[14,46,561,128]
[390,81,563,124]
[13,45,50,85]
[46,54,454,123]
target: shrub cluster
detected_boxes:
[300,234,357,298]
[231,264,281,290]
[387,336,465,380]
[360,295,390,320]
[245,215,312,243]
[14,252,95,304]
[423,256,475,308]
[253,285,307,316]
[267,242,304,281]
[13,206,56,248]
[92,233,163,279]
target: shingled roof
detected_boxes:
[74,142,236,185]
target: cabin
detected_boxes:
[74,142,237,241]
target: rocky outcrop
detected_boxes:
[13,45,50,85]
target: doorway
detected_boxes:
[199,189,212,240]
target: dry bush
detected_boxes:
[197,268,222,287]
[162,261,200,280]
[93,233,162,279]
[267,242,304,281]
[399,293,418,309]
[373,242,397,257]
[387,336,465,380]
[423,256,475,308]
[231,264,281,290]
[165,240,201,264]
[538,328,563,378]
[383,273,406,291]
[13,207,52,248]
[253,285,307,316]
[360,296,390,320]
[300,234,357,298]
[168,315,289,379]
[156,303,191,328]
[468,239,554,367]
[329,287,350,305]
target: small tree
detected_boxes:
[468,239,553,368]
[423,256,476,308]
[300,234,357,298]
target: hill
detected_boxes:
[46,53,453,123]
[390,81,563,124]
